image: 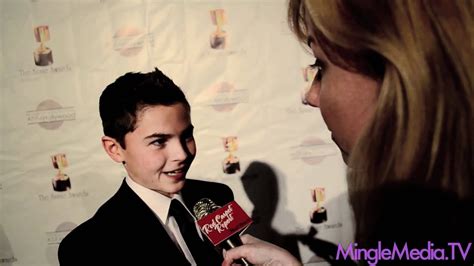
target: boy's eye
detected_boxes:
[151,138,166,146]
[182,132,194,142]
[181,126,194,142]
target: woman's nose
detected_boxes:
[302,81,320,107]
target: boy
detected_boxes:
[58,68,234,265]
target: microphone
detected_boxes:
[193,198,253,266]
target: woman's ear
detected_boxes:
[101,136,125,163]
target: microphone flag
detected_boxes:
[195,200,252,246]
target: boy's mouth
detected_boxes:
[163,168,184,177]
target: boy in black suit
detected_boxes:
[58,68,234,265]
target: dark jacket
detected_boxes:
[58,178,234,266]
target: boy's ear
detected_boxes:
[101,136,125,163]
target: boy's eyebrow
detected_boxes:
[143,125,194,140]
[144,133,171,140]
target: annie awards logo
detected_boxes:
[222,136,240,174]
[290,137,338,165]
[112,26,153,57]
[26,99,76,130]
[209,9,227,49]
[33,25,53,66]
[50,153,71,192]
[195,82,249,112]
[46,222,76,245]
[45,222,77,265]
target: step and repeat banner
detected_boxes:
[0,0,353,265]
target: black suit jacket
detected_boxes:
[58,178,234,266]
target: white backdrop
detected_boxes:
[0,0,354,265]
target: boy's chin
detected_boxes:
[162,180,186,196]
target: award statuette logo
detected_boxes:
[222,136,240,174]
[301,65,317,104]
[51,153,71,192]
[310,187,328,224]
[33,25,53,66]
[209,9,227,49]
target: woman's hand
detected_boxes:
[222,234,302,266]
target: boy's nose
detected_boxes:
[171,140,188,161]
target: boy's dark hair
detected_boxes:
[99,67,190,148]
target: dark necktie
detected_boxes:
[169,199,221,265]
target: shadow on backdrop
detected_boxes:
[241,161,356,266]
[241,161,301,260]
[0,224,16,266]
[297,226,356,266]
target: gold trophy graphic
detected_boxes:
[301,65,317,104]
[222,136,240,174]
[310,187,328,223]
[51,153,71,192]
[33,25,53,66]
[209,9,227,49]
[302,65,317,82]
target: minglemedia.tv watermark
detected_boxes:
[337,241,472,265]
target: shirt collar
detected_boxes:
[125,176,179,223]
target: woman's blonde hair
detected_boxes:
[289,0,473,242]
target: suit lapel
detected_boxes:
[114,180,191,265]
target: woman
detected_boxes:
[223,0,473,265]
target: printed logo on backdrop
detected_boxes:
[0,256,17,264]
[302,65,317,83]
[290,137,338,165]
[18,25,72,80]
[209,9,227,50]
[45,222,77,264]
[204,9,246,56]
[112,26,154,57]
[26,99,76,130]
[222,136,240,174]
[37,153,89,201]
[33,25,53,66]
[300,65,317,104]
[0,225,17,265]
[196,82,249,112]
[50,153,72,192]
[308,187,343,231]
[310,187,328,224]
[46,222,77,245]
[285,66,317,114]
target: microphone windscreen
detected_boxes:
[193,198,220,220]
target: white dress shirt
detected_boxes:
[125,176,203,265]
